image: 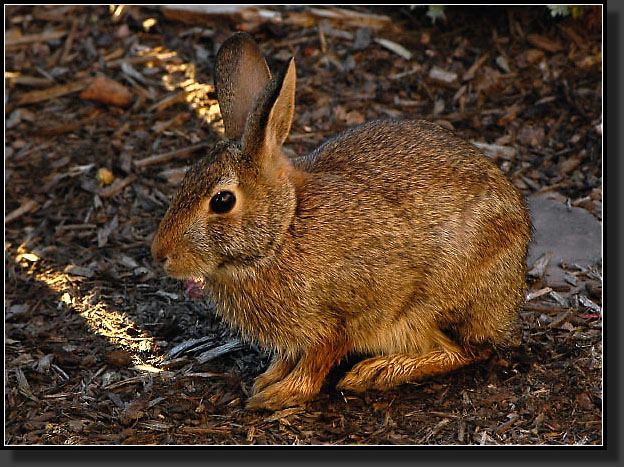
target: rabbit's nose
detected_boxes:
[153,251,169,268]
[151,242,170,268]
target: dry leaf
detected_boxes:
[80,75,133,107]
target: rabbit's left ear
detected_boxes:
[215,32,272,140]
[241,58,296,169]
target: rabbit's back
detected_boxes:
[296,119,528,239]
[300,120,507,195]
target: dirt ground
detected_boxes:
[5,5,602,445]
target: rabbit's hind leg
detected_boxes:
[336,330,490,393]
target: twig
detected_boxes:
[272,36,316,49]
[495,413,520,435]
[39,109,103,136]
[5,73,55,88]
[6,29,67,47]
[307,7,391,30]
[133,143,209,168]
[16,80,90,105]
[60,19,79,64]
[98,175,137,198]
[6,199,39,224]
[196,340,243,364]
[389,67,422,80]
[463,53,490,81]
[317,21,327,54]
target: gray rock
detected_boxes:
[527,192,601,284]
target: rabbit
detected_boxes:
[151,32,532,411]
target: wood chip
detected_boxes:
[374,38,413,60]
[6,74,56,88]
[471,142,517,161]
[161,5,282,25]
[526,287,553,301]
[548,291,569,307]
[133,143,209,168]
[178,425,231,434]
[106,349,133,367]
[184,372,226,378]
[428,66,458,85]
[154,290,179,300]
[463,53,489,81]
[576,54,602,70]
[497,103,524,126]
[152,112,191,134]
[495,413,519,435]
[528,251,552,278]
[578,295,601,314]
[306,7,391,30]
[97,215,119,248]
[527,34,563,53]
[15,368,38,401]
[6,199,39,224]
[64,265,94,278]
[166,336,216,359]
[98,175,137,198]
[7,304,30,320]
[148,90,192,113]
[196,340,243,364]
[264,406,305,423]
[525,48,545,64]
[16,80,89,105]
[60,19,79,64]
[119,400,148,426]
[158,166,189,185]
[6,29,67,46]
[558,155,582,175]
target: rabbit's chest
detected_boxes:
[207,278,325,352]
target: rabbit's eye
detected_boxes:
[209,190,236,214]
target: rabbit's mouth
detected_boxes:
[184,277,206,300]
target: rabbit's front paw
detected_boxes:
[251,355,296,396]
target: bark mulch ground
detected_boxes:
[5,5,602,445]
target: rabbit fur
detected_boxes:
[151,32,532,411]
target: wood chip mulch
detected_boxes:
[5,5,602,445]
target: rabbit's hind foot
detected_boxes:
[336,346,491,393]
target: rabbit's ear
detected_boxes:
[241,57,296,169]
[215,32,272,140]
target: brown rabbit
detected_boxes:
[151,32,532,411]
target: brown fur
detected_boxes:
[151,32,532,411]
